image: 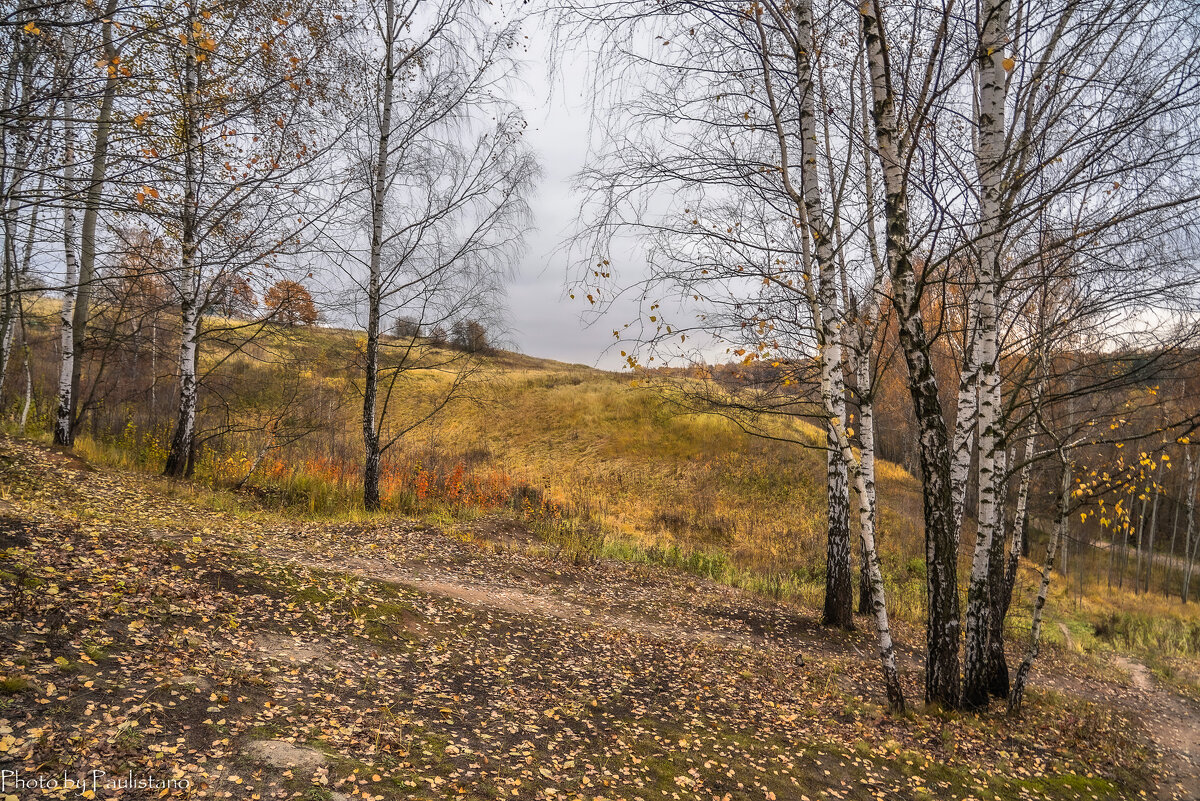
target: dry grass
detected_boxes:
[22,315,1200,669]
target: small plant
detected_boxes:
[0,676,32,695]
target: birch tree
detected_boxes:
[341,0,535,511]
[1,0,56,415]
[750,0,896,670]
[126,0,344,477]
[55,0,119,447]
[1182,449,1198,602]
[858,0,966,707]
[962,0,1010,710]
[556,0,907,700]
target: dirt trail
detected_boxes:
[299,552,850,658]
[12,438,1200,800]
[321,549,1200,799]
[1110,654,1200,801]
[48,455,1197,798]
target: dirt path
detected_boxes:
[296,552,858,659]
[9,437,1196,801]
[328,549,1200,799]
[1110,654,1200,800]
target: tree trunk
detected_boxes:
[55,28,79,447]
[963,0,1010,709]
[817,347,904,709]
[823,420,854,629]
[362,0,396,513]
[1182,451,1197,603]
[1166,475,1182,596]
[66,0,119,442]
[164,298,199,477]
[1132,489,1148,593]
[0,27,36,420]
[18,309,32,435]
[850,352,903,708]
[949,324,980,538]
[0,110,29,413]
[753,0,853,628]
[860,1,960,707]
[164,2,203,478]
[859,536,872,614]
[1009,450,1071,713]
[857,342,876,617]
[1144,463,1162,592]
[984,445,1010,698]
[990,426,1034,697]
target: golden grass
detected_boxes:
[23,309,1200,671]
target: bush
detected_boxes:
[451,319,489,353]
[393,316,421,338]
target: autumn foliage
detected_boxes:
[264,280,318,326]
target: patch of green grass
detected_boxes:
[83,644,109,662]
[1093,608,1200,657]
[0,676,32,695]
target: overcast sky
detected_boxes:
[505,47,633,370]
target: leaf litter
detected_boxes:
[0,439,1174,799]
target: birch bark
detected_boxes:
[1009,450,1071,712]
[950,323,981,536]
[362,0,396,512]
[963,0,1010,709]
[56,30,79,446]
[1144,463,1162,592]
[860,0,960,706]
[164,1,204,478]
[989,422,1034,694]
[64,0,119,443]
[1182,451,1197,602]
[753,2,853,628]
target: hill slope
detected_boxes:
[0,439,1182,800]
[57,318,926,621]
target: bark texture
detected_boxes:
[164,2,203,478]
[860,0,960,707]
[1009,452,1071,712]
[361,0,397,512]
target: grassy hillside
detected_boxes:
[0,439,1163,801]
[46,319,923,617]
[14,314,1200,683]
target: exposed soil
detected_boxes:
[1109,654,1200,800]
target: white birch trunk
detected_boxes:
[1009,450,1071,712]
[1006,424,1036,591]
[1131,488,1148,593]
[164,2,203,478]
[1182,451,1197,602]
[860,0,960,707]
[166,303,199,473]
[963,0,1010,709]
[362,0,396,512]
[821,331,905,709]
[950,323,981,537]
[752,1,853,628]
[55,30,79,446]
[68,0,118,435]
[1165,475,1183,596]
[18,320,31,434]
[985,443,1010,697]
[1144,463,1162,592]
